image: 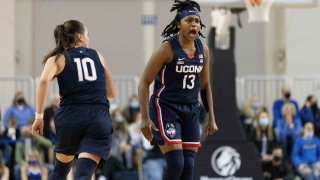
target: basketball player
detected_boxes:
[31,20,115,180]
[139,1,218,179]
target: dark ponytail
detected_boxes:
[162,0,206,38]
[43,20,85,64]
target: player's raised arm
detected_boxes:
[138,41,173,141]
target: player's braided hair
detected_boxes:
[43,20,85,64]
[161,0,206,38]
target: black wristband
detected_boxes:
[201,89,209,112]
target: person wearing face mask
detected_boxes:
[250,110,277,162]
[20,148,48,180]
[272,85,300,128]
[275,103,302,162]
[240,95,264,138]
[301,95,320,137]
[3,92,35,131]
[122,94,140,124]
[292,122,320,180]
[262,145,295,180]
[99,109,132,180]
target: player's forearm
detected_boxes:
[36,79,50,114]
[204,83,215,122]
[138,81,150,120]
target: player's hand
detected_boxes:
[140,118,159,141]
[205,119,218,136]
[31,119,44,136]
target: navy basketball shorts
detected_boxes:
[149,95,201,147]
[53,104,112,161]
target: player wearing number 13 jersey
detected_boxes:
[139,1,218,180]
[31,20,115,180]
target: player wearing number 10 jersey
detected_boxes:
[31,20,115,180]
[139,1,219,179]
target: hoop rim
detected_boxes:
[198,0,320,8]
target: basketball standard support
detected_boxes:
[194,28,263,179]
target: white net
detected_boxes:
[245,0,274,23]
[211,8,232,49]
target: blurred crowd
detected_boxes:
[239,85,320,180]
[1,84,320,180]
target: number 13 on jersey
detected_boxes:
[183,74,195,89]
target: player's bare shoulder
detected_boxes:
[158,41,174,64]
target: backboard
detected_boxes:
[197,0,320,8]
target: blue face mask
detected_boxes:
[259,118,269,127]
[29,160,38,166]
[304,131,314,139]
[130,100,139,109]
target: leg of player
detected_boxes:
[181,147,198,180]
[159,144,184,180]
[74,152,100,180]
[48,153,74,180]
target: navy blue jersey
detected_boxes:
[152,35,205,104]
[57,48,109,107]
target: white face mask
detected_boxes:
[130,100,139,109]
[259,118,269,127]
[304,131,314,139]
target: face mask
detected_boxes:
[273,156,282,162]
[28,160,38,166]
[17,98,25,105]
[259,118,269,127]
[284,92,291,99]
[304,131,314,139]
[130,100,139,109]
[252,102,260,109]
[114,116,124,123]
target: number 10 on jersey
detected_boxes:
[74,58,97,82]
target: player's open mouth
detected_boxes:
[189,30,197,36]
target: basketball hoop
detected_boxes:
[245,0,274,23]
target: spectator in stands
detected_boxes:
[0,150,9,180]
[143,145,166,180]
[15,119,52,165]
[128,111,144,170]
[292,122,320,180]
[250,110,277,162]
[20,148,48,180]
[272,84,299,127]
[3,91,35,131]
[122,94,140,124]
[102,109,132,180]
[262,145,294,180]
[275,103,302,161]
[240,95,264,138]
[2,118,21,166]
[128,111,143,148]
[301,95,320,137]
[3,118,20,141]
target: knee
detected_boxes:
[74,158,97,180]
[183,150,196,171]
[49,159,73,179]
[164,150,184,174]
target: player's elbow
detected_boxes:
[38,78,50,88]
